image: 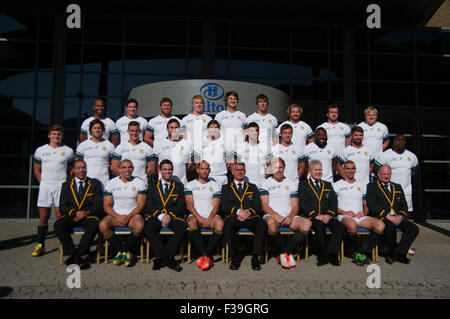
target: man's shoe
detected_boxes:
[385,255,395,265]
[396,255,411,264]
[64,255,77,266]
[78,257,91,270]
[195,256,205,270]
[288,253,297,268]
[316,256,329,267]
[32,244,45,257]
[251,256,261,271]
[167,258,183,272]
[352,253,367,267]
[152,258,164,270]
[330,254,341,266]
[408,248,415,256]
[113,252,124,265]
[204,256,214,270]
[123,252,134,267]
[229,257,240,270]
[278,253,290,269]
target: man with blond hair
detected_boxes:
[275,104,314,151]
[357,106,389,158]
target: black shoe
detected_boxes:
[152,258,165,270]
[64,255,77,266]
[385,255,395,265]
[229,257,241,270]
[251,256,261,271]
[167,258,183,272]
[316,256,329,267]
[78,257,91,270]
[395,255,411,264]
[329,254,341,266]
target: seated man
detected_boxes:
[221,162,267,271]
[185,160,223,271]
[366,164,419,264]
[298,160,345,266]
[334,160,385,266]
[55,159,103,269]
[261,158,311,269]
[99,159,147,267]
[144,159,187,272]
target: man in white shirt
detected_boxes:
[245,94,278,148]
[303,128,339,183]
[357,106,390,158]
[32,124,74,257]
[276,104,314,151]
[317,104,351,151]
[337,125,374,187]
[271,123,306,182]
[261,158,311,269]
[76,119,116,188]
[100,159,147,267]
[334,160,385,266]
[375,134,419,214]
[111,121,157,183]
[116,98,148,145]
[181,95,213,144]
[185,161,224,271]
[144,97,182,148]
[214,91,247,152]
[80,98,119,146]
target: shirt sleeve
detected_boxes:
[33,147,42,165]
[75,143,85,160]
[80,119,89,136]
[109,120,119,136]
[112,144,123,161]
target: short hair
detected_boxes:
[256,94,268,104]
[343,160,355,168]
[309,160,322,169]
[351,125,364,135]
[93,98,105,105]
[231,162,246,170]
[89,119,105,133]
[207,119,220,128]
[128,121,140,129]
[126,98,138,107]
[271,157,286,168]
[48,124,64,134]
[166,118,180,128]
[198,160,210,168]
[280,123,293,133]
[287,103,303,116]
[224,91,239,103]
[364,106,378,116]
[160,97,173,106]
[192,95,204,104]
[327,104,339,112]
[159,159,173,169]
[120,159,133,167]
[315,127,327,134]
[245,122,259,143]
[73,158,86,167]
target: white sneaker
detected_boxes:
[279,253,290,269]
[408,248,415,256]
[288,253,296,268]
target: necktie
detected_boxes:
[314,180,320,191]
[78,181,84,198]
[164,183,169,197]
[383,183,390,194]
[238,183,243,194]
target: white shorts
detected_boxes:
[37,183,62,208]
[263,214,302,221]
[209,175,228,188]
[337,215,369,224]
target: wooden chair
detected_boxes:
[59,226,102,264]
[187,227,224,263]
[224,227,255,263]
[305,227,344,262]
[145,227,184,264]
[104,227,144,264]
[264,227,303,263]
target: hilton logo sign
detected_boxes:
[198,82,226,113]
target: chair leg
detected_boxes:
[222,238,225,263]
[140,236,144,263]
[104,240,108,264]
[225,243,229,263]
[265,237,268,264]
[340,240,344,263]
[305,237,309,262]
[180,240,184,263]
[187,235,191,263]
[96,235,102,264]
[59,243,63,265]
[146,240,150,264]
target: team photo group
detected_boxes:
[31,90,420,272]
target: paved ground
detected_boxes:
[0,219,449,299]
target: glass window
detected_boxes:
[292,26,328,50]
[421,109,450,135]
[354,29,368,52]
[126,19,186,45]
[29,188,40,217]
[0,129,31,156]
[370,54,414,81]
[37,42,53,69]
[63,97,80,128]
[214,48,229,75]
[0,98,33,127]
[292,52,328,79]
[0,156,29,185]
[232,23,289,49]
[330,81,344,101]
[371,82,415,106]
[0,189,27,218]
[418,83,450,107]
[38,15,54,41]
[0,41,36,69]
[32,127,51,152]
[83,44,122,72]
[372,107,417,135]
[355,81,369,105]
[330,28,343,51]
[355,54,369,79]
[66,43,82,71]
[123,75,183,94]
[62,128,79,151]
[189,21,203,46]
[215,22,229,47]
[188,47,202,75]
[292,80,313,100]
[125,46,186,74]
[0,13,37,40]
[422,163,450,190]
[231,49,289,77]
[416,30,450,55]
[106,98,123,122]
[35,99,52,126]
[65,73,81,96]
[417,56,450,82]
[37,72,53,97]
[84,17,123,43]
[0,71,35,97]
[369,30,414,54]
[237,78,290,95]
[82,74,100,96]
[107,74,122,96]
[329,53,344,79]
[423,192,450,219]
[421,137,450,161]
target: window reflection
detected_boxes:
[0,98,33,126]
[0,71,35,97]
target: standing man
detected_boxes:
[221,163,267,271]
[100,159,147,267]
[181,95,213,143]
[357,106,390,158]
[334,160,385,266]
[366,165,419,264]
[337,126,374,187]
[76,119,116,188]
[245,94,278,148]
[111,121,158,184]
[32,124,74,257]
[55,159,103,269]
[298,160,345,266]
[276,104,314,152]
[214,91,247,152]
[185,161,224,271]
[116,98,148,145]
[261,158,311,269]
[80,98,120,147]
[317,104,351,151]
[144,159,187,272]
[271,123,306,182]
[144,97,182,148]
[303,128,339,183]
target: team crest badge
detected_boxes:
[140,149,144,153]
[377,128,381,131]
[203,119,206,123]
[181,146,184,150]
[237,116,241,119]
[292,150,296,154]
[301,126,305,130]
[364,151,368,156]
[220,144,224,148]
[132,186,136,192]
[340,126,344,130]
[269,119,272,123]
[327,150,331,155]
[408,157,411,161]
[102,146,107,151]
[61,152,65,156]
[285,185,290,191]
[357,187,361,191]
[209,187,213,192]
